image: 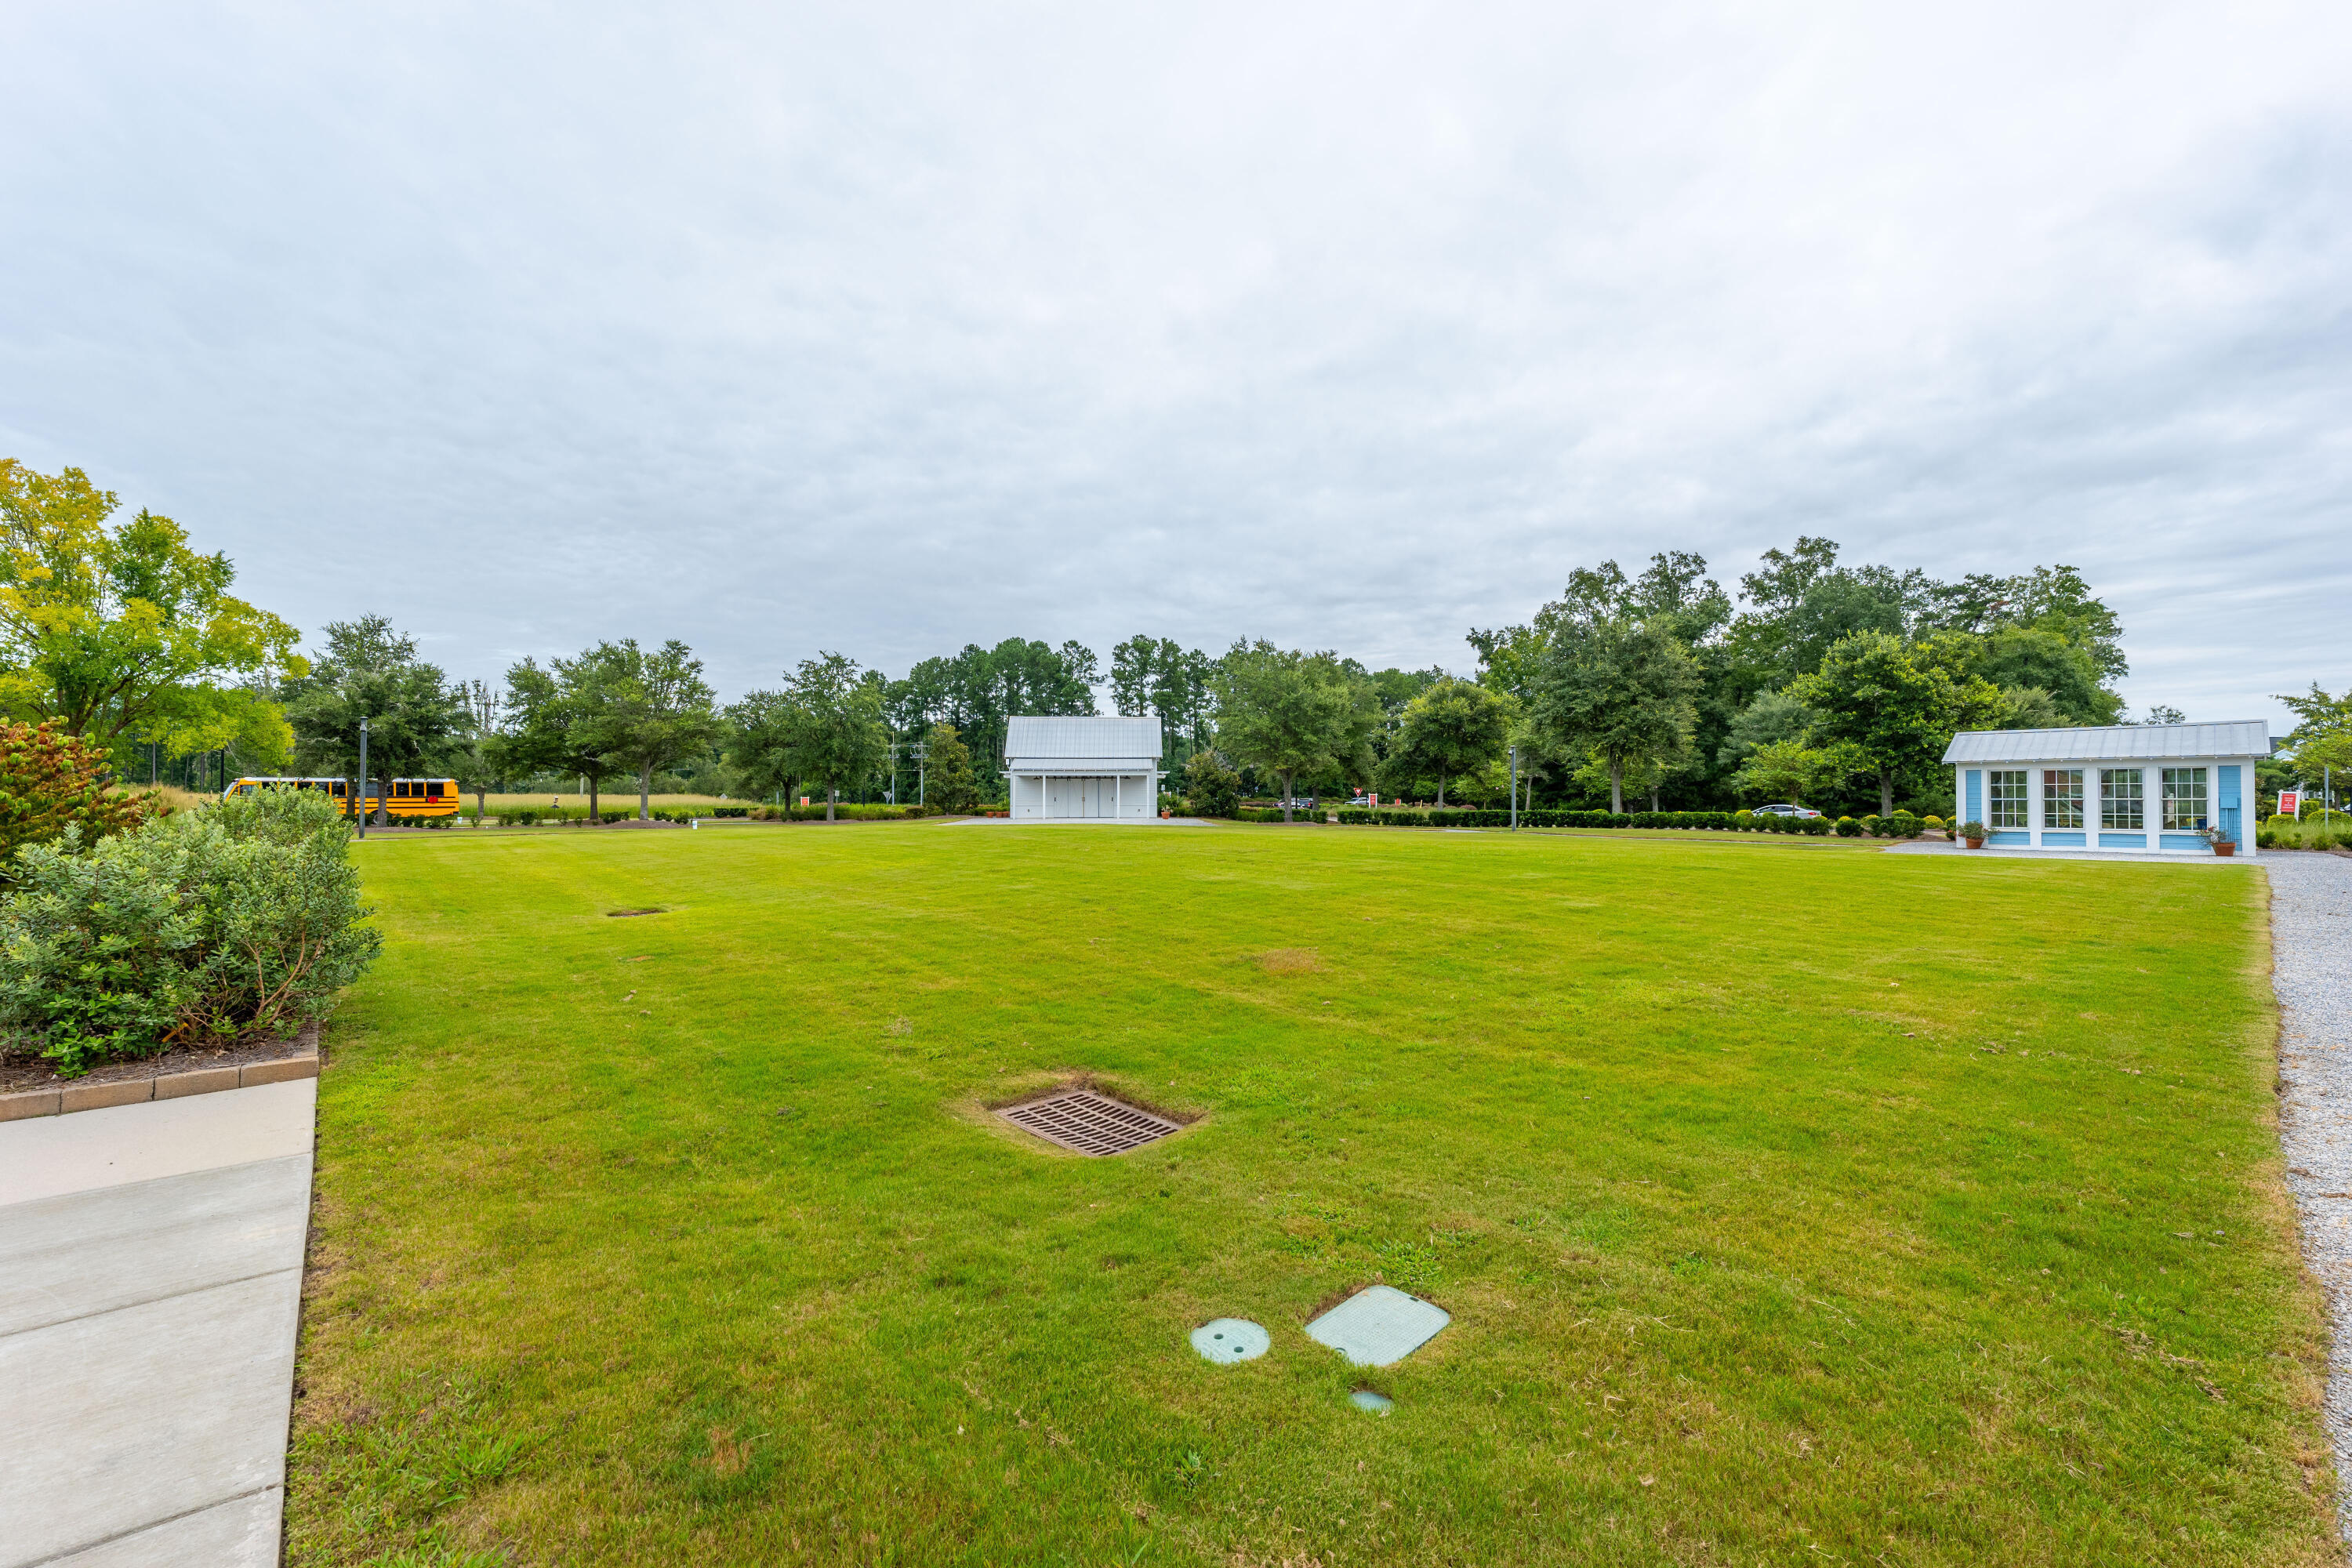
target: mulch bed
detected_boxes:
[0,1022,321,1094]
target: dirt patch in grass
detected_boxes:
[975,1070,1202,1127]
[1253,948,1321,974]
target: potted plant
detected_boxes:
[2204,826,2238,858]
[1960,820,1988,849]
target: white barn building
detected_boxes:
[1943,721,2269,855]
[1004,715,1165,822]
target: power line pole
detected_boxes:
[1508,745,1519,831]
[356,718,369,840]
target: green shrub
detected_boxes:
[0,786,382,1076]
[1858,814,1882,837]
[1959,820,1988,840]
[1185,753,1241,818]
[1889,810,1921,839]
[1835,815,1860,837]
[1802,815,1831,836]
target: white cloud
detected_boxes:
[2,1,2347,720]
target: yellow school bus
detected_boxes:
[225,776,463,818]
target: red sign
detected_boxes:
[2278,790,2301,817]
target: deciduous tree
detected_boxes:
[576,640,720,821]
[1790,631,2002,816]
[1526,617,1700,813]
[497,652,619,822]
[0,459,303,765]
[729,652,887,820]
[1211,642,1378,822]
[1387,677,1510,808]
[281,616,471,823]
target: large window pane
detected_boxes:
[2042,769,2085,829]
[2161,767,2209,829]
[1989,770,2029,829]
[2101,768,2144,830]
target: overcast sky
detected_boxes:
[3,3,2347,724]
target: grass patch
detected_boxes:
[289,825,2333,1565]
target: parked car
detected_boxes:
[1348,793,1371,807]
[1752,803,1823,818]
[1279,797,1318,810]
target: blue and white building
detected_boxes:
[1943,722,2268,855]
[1004,715,1165,822]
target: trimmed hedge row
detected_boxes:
[1326,808,1941,837]
[488,803,925,826]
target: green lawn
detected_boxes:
[287,823,2335,1566]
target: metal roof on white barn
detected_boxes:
[1003,714,1162,760]
[1942,720,2270,765]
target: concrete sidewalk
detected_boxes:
[1,1079,317,1567]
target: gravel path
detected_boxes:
[2269,850,2352,1534]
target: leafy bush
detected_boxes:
[1889,810,1921,839]
[1835,816,1860,837]
[1858,814,1882,837]
[0,786,381,1076]
[1960,820,1988,840]
[1185,752,1241,818]
[0,720,166,875]
[1802,815,1831,835]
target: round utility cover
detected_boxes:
[1349,1390,1395,1413]
[1191,1318,1269,1363]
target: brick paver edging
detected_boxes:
[0,1052,319,1122]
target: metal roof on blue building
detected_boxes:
[1942,720,2270,764]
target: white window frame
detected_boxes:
[2100,768,2144,832]
[2042,768,2085,830]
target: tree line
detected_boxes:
[5,458,2347,823]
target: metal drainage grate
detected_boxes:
[997,1088,1181,1156]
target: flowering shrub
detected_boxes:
[0,720,165,874]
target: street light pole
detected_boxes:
[1508,746,1519,831]
[356,718,368,840]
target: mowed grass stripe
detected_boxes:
[287,826,2332,1567]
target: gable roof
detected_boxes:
[1003,714,1162,760]
[1942,720,2270,764]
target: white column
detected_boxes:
[1116,773,1123,820]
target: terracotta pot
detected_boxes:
[2213,842,2237,857]
[1965,837,1985,850]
